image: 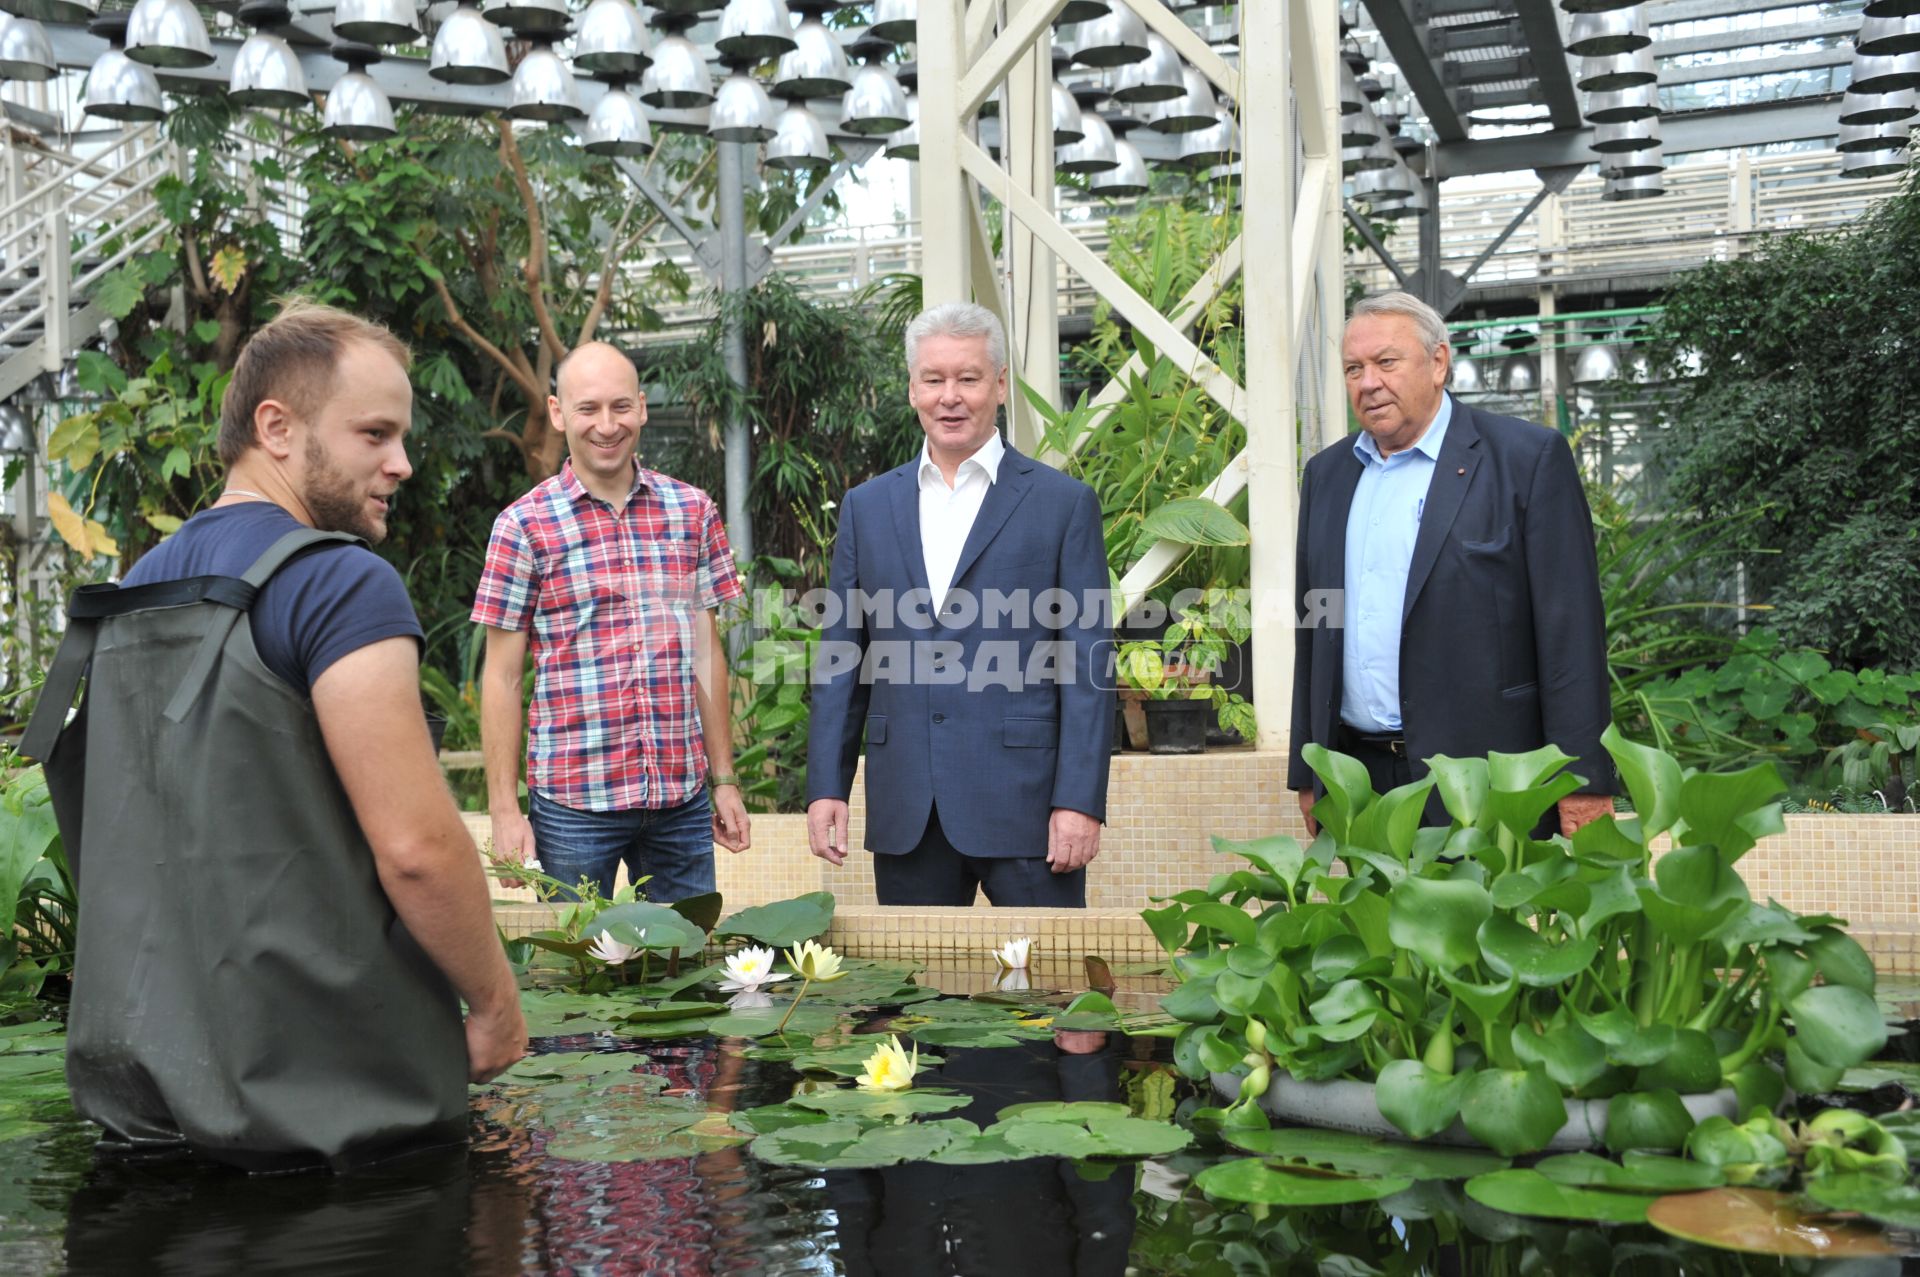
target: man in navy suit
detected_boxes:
[1290,291,1616,834]
[805,302,1113,906]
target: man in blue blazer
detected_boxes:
[1289,291,1616,834]
[805,303,1113,906]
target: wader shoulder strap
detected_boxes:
[18,615,96,763]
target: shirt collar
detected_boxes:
[1352,392,1453,467]
[917,430,1006,488]
[560,458,651,506]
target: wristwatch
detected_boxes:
[708,773,740,789]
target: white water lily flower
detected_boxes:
[784,939,847,982]
[993,937,1033,970]
[727,989,775,1010]
[996,967,1032,992]
[588,933,638,965]
[718,944,792,993]
[855,1034,918,1092]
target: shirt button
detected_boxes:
[933,713,946,723]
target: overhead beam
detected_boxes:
[1647,0,1832,23]
[1364,0,1468,143]
[1429,95,1841,178]
[1657,17,1857,58]
[1659,47,1849,87]
[1513,0,1583,132]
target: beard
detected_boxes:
[302,432,386,543]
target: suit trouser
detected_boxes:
[872,802,1087,907]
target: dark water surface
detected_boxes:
[3,1022,1911,1275]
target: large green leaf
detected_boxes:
[714,892,836,947]
[1464,1169,1657,1223]
[1601,724,1682,839]
[1476,916,1599,988]
[0,773,60,943]
[1646,1187,1900,1258]
[1425,755,1489,829]
[1510,1018,1609,1091]
[1211,834,1306,892]
[1138,496,1250,547]
[592,902,709,954]
[791,1088,974,1121]
[1436,971,1519,1030]
[1183,902,1257,947]
[1634,1028,1722,1094]
[1804,929,1876,996]
[1604,1089,1696,1153]
[1459,1066,1567,1156]
[1803,1174,1920,1230]
[1374,1058,1472,1140]
[1388,877,1492,972]
[1346,778,1435,861]
[1302,744,1376,843]
[1675,764,1787,863]
[1194,1158,1412,1206]
[1222,1126,1506,1178]
[1537,1150,1724,1193]
[1788,985,1888,1069]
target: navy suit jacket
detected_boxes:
[805,444,1114,857]
[1288,398,1617,800]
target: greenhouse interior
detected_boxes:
[3,0,1920,1272]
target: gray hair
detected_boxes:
[905,302,1008,374]
[1348,290,1449,358]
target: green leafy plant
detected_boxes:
[1148,727,1888,1157]
[0,766,73,1010]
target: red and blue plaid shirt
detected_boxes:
[472,460,744,812]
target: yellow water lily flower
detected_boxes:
[718,944,792,992]
[784,939,847,982]
[993,937,1033,970]
[855,1034,918,1092]
[587,933,638,965]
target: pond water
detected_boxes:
[4,974,1919,1274]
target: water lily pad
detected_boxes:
[1535,1151,1723,1193]
[699,1003,840,1040]
[1802,1173,1920,1229]
[929,1127,1028,1165]
[495,1051,646,1086]
[792,1088,973,1120]
[751,1119,868,1165]
[816,1122,959,1168]
[999,1119,1105,1158]
[990,1105,1191,1159]
[1194,1157,1413,1206]
[1839,1061,1920,1093]
[623,1000,725,1024]
[1645,1188,1899,1257]
[519,990,634,1038]
[1464,1169,1657,1223]
[1221,1127,1507,1179]
[997,1101,1131,1122]
[729,1103,837,1136]
[714,892,835,947]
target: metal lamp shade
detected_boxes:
[1353,164,1414,203]
[1838,119,1912,152]
[1375,187,1431,220]
[1147,68,1222,133]
[1068,7,1149,68]
[1449,357,1484,394]
[1057,110,1119,173]
[765,104,830,169]
[651,0,722,12]
[1598,143,1662,176]
[1341,102,1382,148]
[716,0,796,61]
[1585,83,1660,123]
[322,70,396,139]
[1110,32,1182,102]
[0,0,95,22]
[1343,140,1395,173]
[885,95,918,160]
[1851,50,1920,93]
[1601,172,1666,201]
[840,63,909,134]
[640,35,715,108]
[485,0,568,37]
[1058,0,1110,19]
[0,17,56,81]
[1576,46,1655,91]
[84,48,164,120]
[1842,146,1912,177]
[228,32,307,107]
[333,0,421,46]
[505,46,583,120]
[775,18,849,97]
[869,0,914,44]
[583,86,654,155]
[125,0,213,68]
[1338,61,1363,113]
[1089,138,1149,196]
[1177,114,1238,168]
[1560,0,1644,11]
[1572,343,1622,384]
[1591,116,1660,151]
[573,0,651,76]
[1839,88,1918,124]
[1049,79,1084,143]
[1859,15,1920,56]
[1497,351,1538,393]
[1566,9,1650,57]
[709,73,777,141]
[1865,0,1920,17]
[431,8,509,84]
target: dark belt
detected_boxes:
[1337,724,1406,757]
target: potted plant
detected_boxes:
[1117,594,1255,755]
[1143,727,1889,1156]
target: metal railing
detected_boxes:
[1349,150,1907,298]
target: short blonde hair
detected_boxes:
[218,298,411,465]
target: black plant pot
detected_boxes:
[1112,703,1126,754]
[425,713,450,755]
[1145,698,1210,755]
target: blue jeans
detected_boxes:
[528,789,716,904]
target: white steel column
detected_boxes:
[1004,0,1059,453]
[915,0,972,306]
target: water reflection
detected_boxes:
[830,1033,1135,1276]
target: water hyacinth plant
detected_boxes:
[1147,727,1890,1156]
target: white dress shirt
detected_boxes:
[917,431,1005,611]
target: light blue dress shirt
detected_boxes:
[1340,393,1453,733]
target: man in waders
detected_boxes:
[21,300,526,1171]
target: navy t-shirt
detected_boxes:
[121,503,424,696]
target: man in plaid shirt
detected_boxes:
[473,342,750,902]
